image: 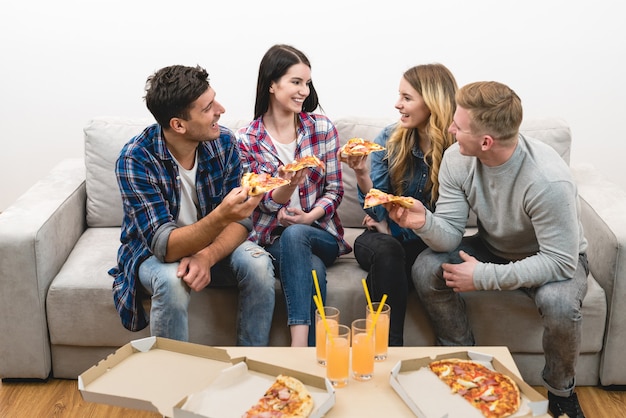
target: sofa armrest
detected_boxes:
[572,163,626,386]
[0,158,86,380]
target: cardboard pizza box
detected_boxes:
[389,350,550,418]
[78,336,235,417]
[78,336,335,418]
[174,357,335,418]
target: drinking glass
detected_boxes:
[366,302,390,361]
[351,318,375,381]
[315,306,340,366]
[326,324,350,388]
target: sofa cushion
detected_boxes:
[84,118,251,228]
[84,117,154,227]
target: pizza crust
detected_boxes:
[242,374,314,418]
[363,188,415,209]
[241,172,290,196]
[340,137,385,156]
[282,155,324,172]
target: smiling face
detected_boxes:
[269,63,311,115]
[180,87,225,142]
[449,106,484,156]
[395,76,431,130]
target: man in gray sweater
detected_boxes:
[389,81,588,418]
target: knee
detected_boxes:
[278,224,309,244]
[537,292,583,323]
[411,251,444,295]
[153,266,190,308]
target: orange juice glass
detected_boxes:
[315,306,340,366]
[351,319,375,381]
[366,302,390,361]
[326,324,350,388]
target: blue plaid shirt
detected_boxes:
[108,123,242,331]
[358,123,432,242]
[236,113,351,256]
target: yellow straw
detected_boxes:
[313,294,334,346]
[362,278,374,314]
[367,293,388,338]
[312,270,323,305]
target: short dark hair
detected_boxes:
[254,44,320,119]
[144,65,210,127]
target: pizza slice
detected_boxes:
[340,137,385,157]
[282,155,324,172]
[363,188,415,209]
[242,374,314,418]
[429,359,521,418]
[241,172,290,196]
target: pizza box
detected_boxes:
[78,336,234,417]
[78,336,335,418]
[389,350,550,418]
[174,357,335,418]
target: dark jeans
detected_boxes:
[354,229,428,346]
[412,234,589,395]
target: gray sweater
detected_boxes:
[416,134,587,290]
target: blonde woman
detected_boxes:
[341,63,457,346]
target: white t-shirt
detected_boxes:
[172,152,199,226]
[269,133,302,211]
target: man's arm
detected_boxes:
[164,187,261,262]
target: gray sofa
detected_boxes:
[1,116,625,387]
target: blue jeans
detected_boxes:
[138,240,275,346]
[354,229,427,346]
[266,224,339,346]
[412,234,589,395]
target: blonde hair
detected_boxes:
[387,63,457,206]
[456,81,522,141]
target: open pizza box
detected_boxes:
[389,350,550,418]
[78,336,335,418]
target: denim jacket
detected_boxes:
[357,123,432,242]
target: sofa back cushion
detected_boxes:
[83,116,571,228]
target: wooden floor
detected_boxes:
[1,378,625,417]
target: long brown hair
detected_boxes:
[387,63,457,206]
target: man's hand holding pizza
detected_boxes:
[387,199,427,230]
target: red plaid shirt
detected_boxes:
[236,113,351,256]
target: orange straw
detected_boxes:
[367,293,388,338]
[362,278,374,314]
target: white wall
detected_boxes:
[1,0,624,211]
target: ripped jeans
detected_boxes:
[412,235,589,395]
[138,240,275,346]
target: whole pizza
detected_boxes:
[241,374,314,418]
[429,359,521,418]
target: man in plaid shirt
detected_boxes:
[109,65,276,345]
